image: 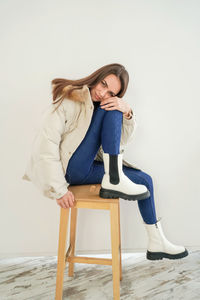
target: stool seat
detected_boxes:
[68,184,119,203]
[55,184,122,300]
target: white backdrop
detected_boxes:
[1,0,200,258]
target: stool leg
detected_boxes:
[55,207,70,300]
[118,203,122,281]
[110,203,120,300]
[68,207,78,277]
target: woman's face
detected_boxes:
[90,74,121,102]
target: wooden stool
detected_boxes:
[55,183,122,300]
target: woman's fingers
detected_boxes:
[67,191,75,204]
[63,196,72,207]
[69,191,75,202]
[56,191,75,209]
[63,193,74,208]
[56,199,66,209]
[56,197,68,209]
[67,197,74,207]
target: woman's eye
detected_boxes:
[102,81,105,85]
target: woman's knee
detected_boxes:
[103,109,123,126]
[98,106,123,116]
[107,109,123,116]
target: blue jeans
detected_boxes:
[65,106,157,224]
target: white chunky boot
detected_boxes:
[99,152,150,201]
[144,217,188,260]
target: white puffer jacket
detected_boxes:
[22,84,140,200]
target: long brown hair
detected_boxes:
[51,63,129,112]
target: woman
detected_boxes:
[22,63,188,260]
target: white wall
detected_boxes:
[1,0,200,258]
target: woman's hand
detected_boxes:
[100,96,131,114]
[56,190,75,209]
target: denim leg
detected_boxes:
[101,108,123,154]
[122,166,157,224]
[65,106,122,184]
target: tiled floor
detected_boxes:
[0,250,199,299]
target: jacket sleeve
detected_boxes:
[120,108,137,146]
[22,102,69,200]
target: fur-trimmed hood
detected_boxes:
[61,84,91,103]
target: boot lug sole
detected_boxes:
[146,249,189,260]
[99,188,150,201]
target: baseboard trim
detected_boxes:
[0,245,199,259]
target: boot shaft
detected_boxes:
[103,152,123,184]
